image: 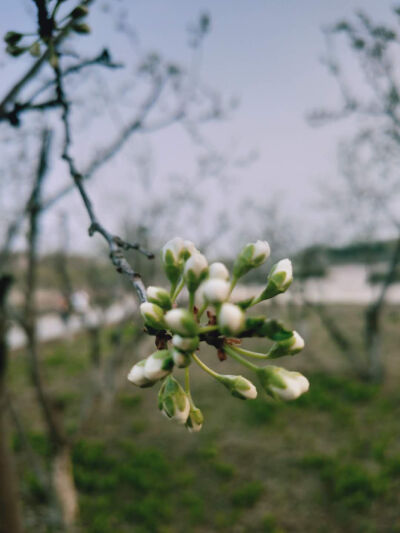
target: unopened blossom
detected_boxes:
[171,348,191,368]
[184,252,209,292]
[146,286,172,310]
[127,360,153,388]
[218,303,245,336]
[144,350,173,381]
[268,331,305,358]
[172,335,199,352]
[219,374,258,400]
[209,262,230,281]
[158,376,190,424]
[186,405,204,433]
[257,366,309,400]
[140,302,165,330]
[233,240,271,279]
[201,278,230,305]
[164,308,198,336]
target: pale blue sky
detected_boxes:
[0,0,397,255]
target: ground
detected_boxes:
[7,304,400,532]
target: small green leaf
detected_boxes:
[29,42,41,57]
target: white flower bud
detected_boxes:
[140,302,165,330]
[184,252,208,292]
[127,360,153,387]
[144,350,173,381]
[267,330,305,358]
[186,405,204,432]
[172,335,199,352]
[255,240,271,258]
[209,262,230,281]
[271,258,293,288]
[162,237,184,263]
[290,331,305,352]
[158,376,190,424]
[218,303,245,336]
[201,278,230,305]
[171,348,191,368]
[257,366,309,401]
[146,286,172,310]
[164,308,198,336]
[219,374,258,400]
[256,258,294,301]
[233,240,271,279]
[182,240,199,259]
[161,237,185,284]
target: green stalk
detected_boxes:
[189,291,195,313]
[197,302,208,321]
[185,367,191,396]
[223,344,259,371]
[231,345,270,359]
[171,278,184,302]
[198,325,219,334]
[192,352,220,379]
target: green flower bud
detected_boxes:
[256,366,309,400]
[233,240,270,279]
[181,240,199,260]
[70,5,89,19]
[256,259,293,301]
[144,350,173,381]
[218,303,245,336]
[171,348,191,368]
[6,44,26,57]
[147,286,172,310]
[140,302,165,330]
[29,42,41,57]
[244,317,293,341]
[72,22,91,34]
[164,308,198,336]
[161,237,185,284]
[127,360,154,388]
[158,376,190,424]
[267,331,305,358]
[218,374,257,400]
[172,335,199,352]
[185,405,204,432]
[184,252,208,293]
[4,31,23,45]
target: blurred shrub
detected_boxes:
[300,454,387,510]
[231,480,263,508]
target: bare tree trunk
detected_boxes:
[0,275,24,533]
[23,130,79,529]
[364,235,400,382]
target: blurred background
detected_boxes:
[1,1,400,532]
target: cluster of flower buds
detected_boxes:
[128,237,309,432]
[4,3,90,66]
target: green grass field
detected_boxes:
[7,304,400,532]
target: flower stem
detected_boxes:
[192,352,220,379]
[198,325,219,334]
[197,302,208,321]
[171,278,184,302]
[189,291,195,313]
[231,345,270,359]
[185,367,191,396]
[223,344,259,371]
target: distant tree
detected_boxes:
[0,1,229,529]
[309,6,400,381]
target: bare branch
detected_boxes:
[52,58,151,303]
